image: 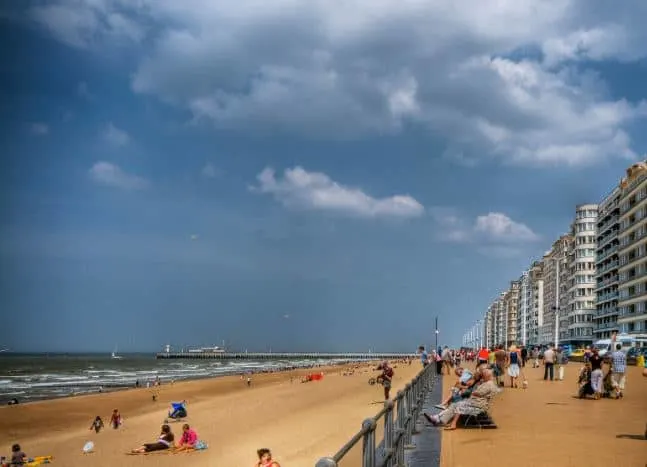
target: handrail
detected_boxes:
[315,363,436,467]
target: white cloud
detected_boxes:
[474,213,539,242]
[26,0,647,166]
[432,209,538,244]
[252,166,424,219]
[88,161,149,190]
[30,122,49,135]
[101,122,130,146]
[201,163,220,178]
[29,1,144,49]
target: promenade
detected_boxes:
[426,364,646,467]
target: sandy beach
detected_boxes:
[1,360,422,466]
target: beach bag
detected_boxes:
[195,440,208,450]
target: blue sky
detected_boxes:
[1,0,646,353]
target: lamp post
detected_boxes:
[434,316,439,353]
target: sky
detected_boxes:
[1,0,646,353]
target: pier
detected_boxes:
[156,351,416,360]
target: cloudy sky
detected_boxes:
[1,0,646,352]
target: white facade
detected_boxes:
[528,262,544,347]
[595,188,621,339]
[565,204,598,345]
[518,271,530,346]
[617,163,647,334]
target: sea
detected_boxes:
[0,353,356,404]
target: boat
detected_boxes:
[186,346,226,354]
[111,345,123,360]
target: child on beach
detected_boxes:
[174,424,199,453]
[256,448,280,467]
[110,409,122,429]
[89,416,104,433]
[10,444,26,466]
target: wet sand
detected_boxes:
[440,364,647,467]
[0,361,423,467]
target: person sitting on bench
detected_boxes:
[435,366,477,409]
[424,368,499,430]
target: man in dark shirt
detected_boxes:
[494,346,506,386]
[520,346,528,367]
[376,361,394,400]
[589,348,603,399]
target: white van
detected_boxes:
[594,334,647,356]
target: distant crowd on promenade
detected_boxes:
[419,339,629,398]
[413,333,634,431]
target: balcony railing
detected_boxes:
[597,260,619,274]
[597,292,619,303]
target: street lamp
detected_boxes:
[434,316,439,353]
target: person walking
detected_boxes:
[494,345,506,386]
[589,347,604,399]
[543,346,555,381]
[507,345,521,388]
[418,346,429,368]
[520,345,528,367]
[610,343,626,399]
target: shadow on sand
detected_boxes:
[615,434,646,441]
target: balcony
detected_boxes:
[597,260,619,274]
[597,292,619,305]
[595,276,619,290]
[595,307,618,318]
[595,321,620,330]
[596,245,619,262]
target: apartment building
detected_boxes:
[484,304,494,349]
[564,205,597,346]
[503,281,520,346]
[595,188,621,339]
[541,235,572,346]
[617,162,647,335]
[518,271,530,346]
[528,261,544,347]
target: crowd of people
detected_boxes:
[416,332,635,431]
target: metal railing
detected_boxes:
[315,363,436,467]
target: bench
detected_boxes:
[457,411,497,429]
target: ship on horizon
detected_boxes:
[164,344,227,354]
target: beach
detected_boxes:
[1,360,423,466]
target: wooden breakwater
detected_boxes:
[156,352,416,360]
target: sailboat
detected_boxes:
[111,345,123,360]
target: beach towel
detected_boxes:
[22,456,54,466]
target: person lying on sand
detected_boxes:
[130,424,174,454]
[256,448,280,467]
[174,424,198,453]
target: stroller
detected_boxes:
[166,401,188,422]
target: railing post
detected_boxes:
[383,399,395,467]
[315,458,338,467]
[395,390,406,465]
[405,383,414,445]
[361,418,377,467]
